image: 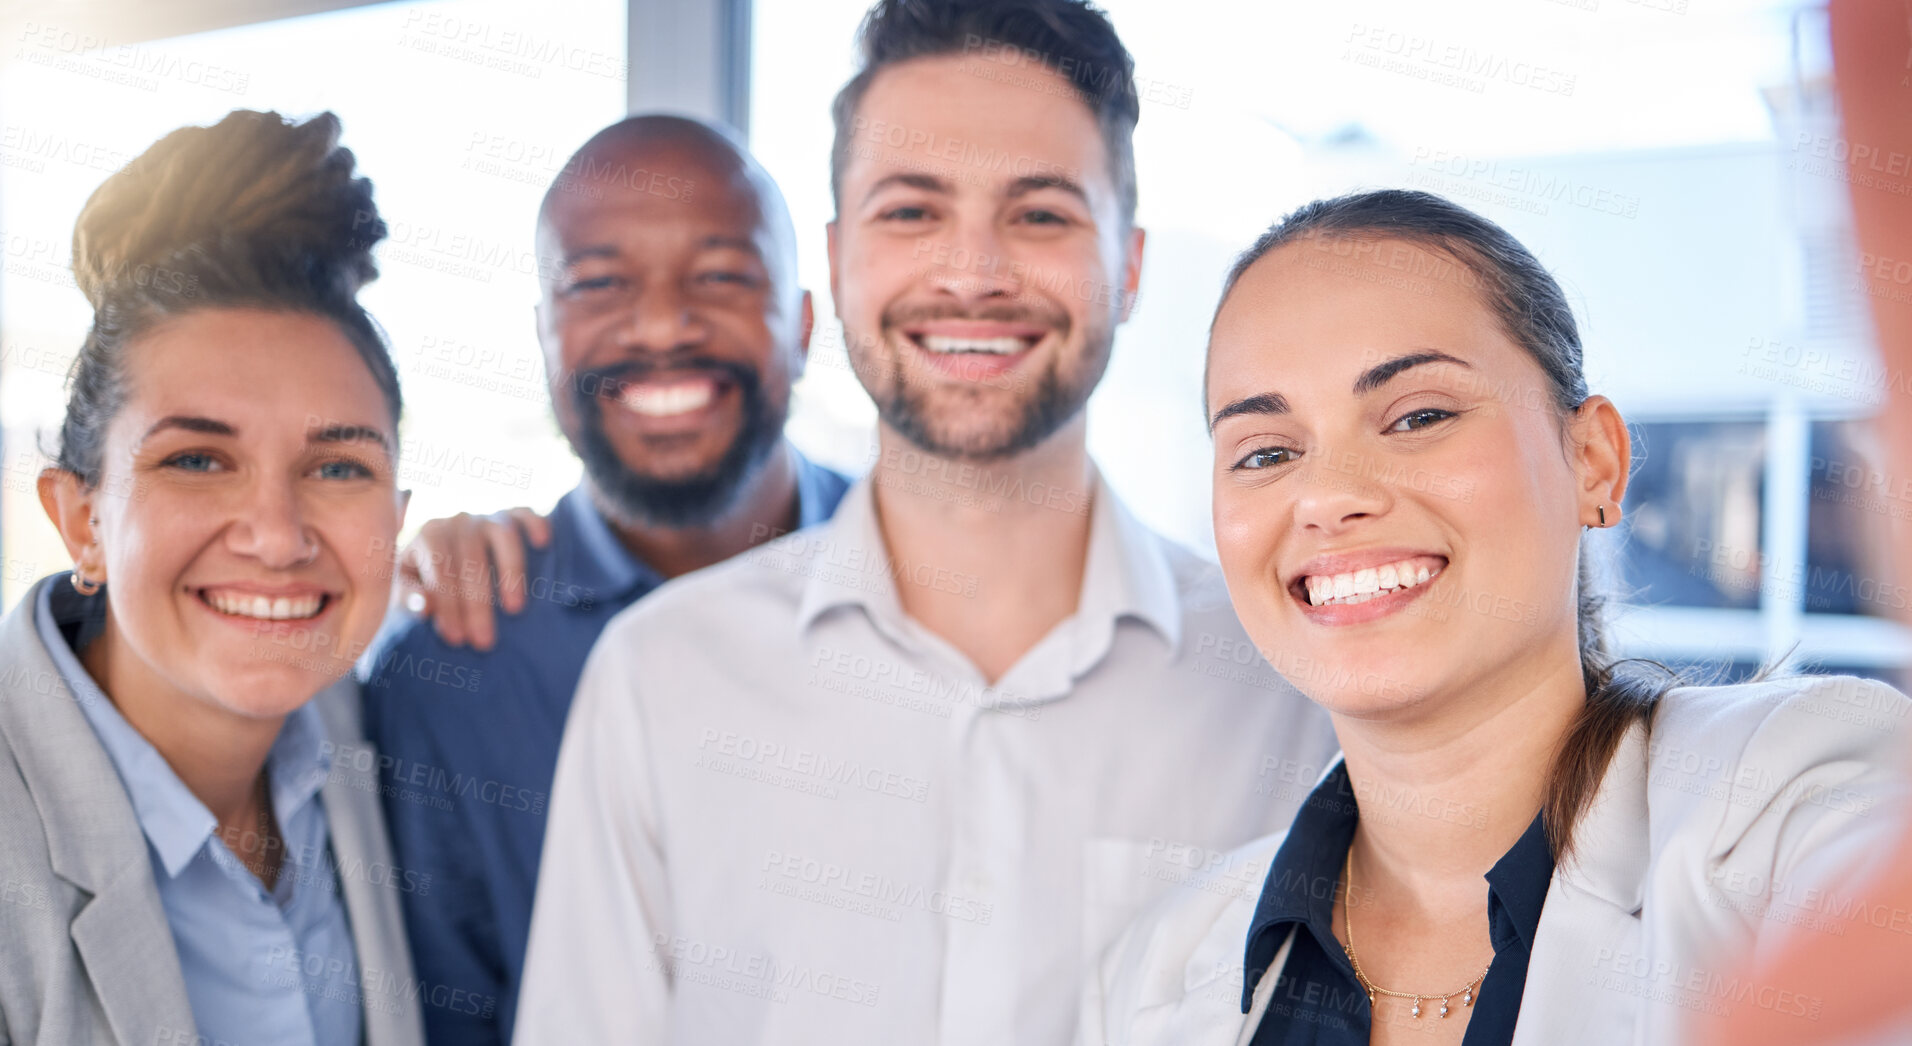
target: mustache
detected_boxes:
[880,301,1070,330]
[569,356,761,405]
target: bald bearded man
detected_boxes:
[359,115,849,1045]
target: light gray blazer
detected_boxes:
[1079,674,1912,1046]
[0,575,425,1046]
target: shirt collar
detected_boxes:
[552,485,661,604]
[37,576,331,881]
[559,447,843,606]
[1241,759,1359,1012]
[1238,762,1558,1013]
[794,466,1181,655]
[1484,811,1554,955]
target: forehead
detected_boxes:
[119,309,389,431]
[542,143,767,250]
[845,54,1111,194]
[1207,238,1511,400]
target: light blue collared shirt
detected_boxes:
[37,579,363,1046]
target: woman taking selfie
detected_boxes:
[1080,190,1910,1046]
[0,111,422,1045]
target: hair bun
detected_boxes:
[70,109,386,309]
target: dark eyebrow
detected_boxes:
[561,244,619,267]
[1005,175,1089,205]
[698,235,763,257]
[1208,392,1291,430]
[862,172,952,206]
[138,415,234,447]
[1352,351,1472,395]
[312,424,394,455]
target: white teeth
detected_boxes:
[919,335,1026,355]
[203,589,324,620]
[620,380,716,417]
[1302,560,1444,607]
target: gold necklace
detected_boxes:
[1342,847,1492,1020]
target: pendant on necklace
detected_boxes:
[1439,998,1451,1018]
[1410,998,1422,1019]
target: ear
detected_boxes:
[1117,225,1146,324]
[1569,395,1630,527]
[37,468,104,582]
[533,298,556,378]
[825,221,842,320]
[796,289,814,365]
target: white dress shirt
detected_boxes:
[514,472,1340,1046]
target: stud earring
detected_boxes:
[1597,505,1606,527]
[71,570,102,596]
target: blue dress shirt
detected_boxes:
[359,454,849,1044]
[1242,762,1554,1046]
[38,578,363,1046]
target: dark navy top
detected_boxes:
[1242,763,1554,1046]
[360,456,848,1044]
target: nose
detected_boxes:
[619,281,708,356]
[922,215,1019,309]
[1292,448,1392,533]
[225,476,320,569]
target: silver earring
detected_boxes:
[1598,505,1607,527]
[71,570,102,596]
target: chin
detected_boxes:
[1262,643,1433,717]
[208,663,349,720]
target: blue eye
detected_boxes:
[314,460,373,480]
[1231,446,1298,471]
[163,451,220,472]
[1389,408,1457,433]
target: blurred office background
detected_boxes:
[1,0,1903,684]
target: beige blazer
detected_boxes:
[1079,674,1912,1046]
[0,575,425,1046]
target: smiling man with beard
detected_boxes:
[511,2,1337,1043]
[358,115,848,1046]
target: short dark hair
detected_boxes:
[56,110,400,488]
[829,0,1139,225]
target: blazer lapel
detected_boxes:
[0,577,196,1044]
[69,878,200,1045]
[1513,724,1653,1046]
[313,683,425,1046]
